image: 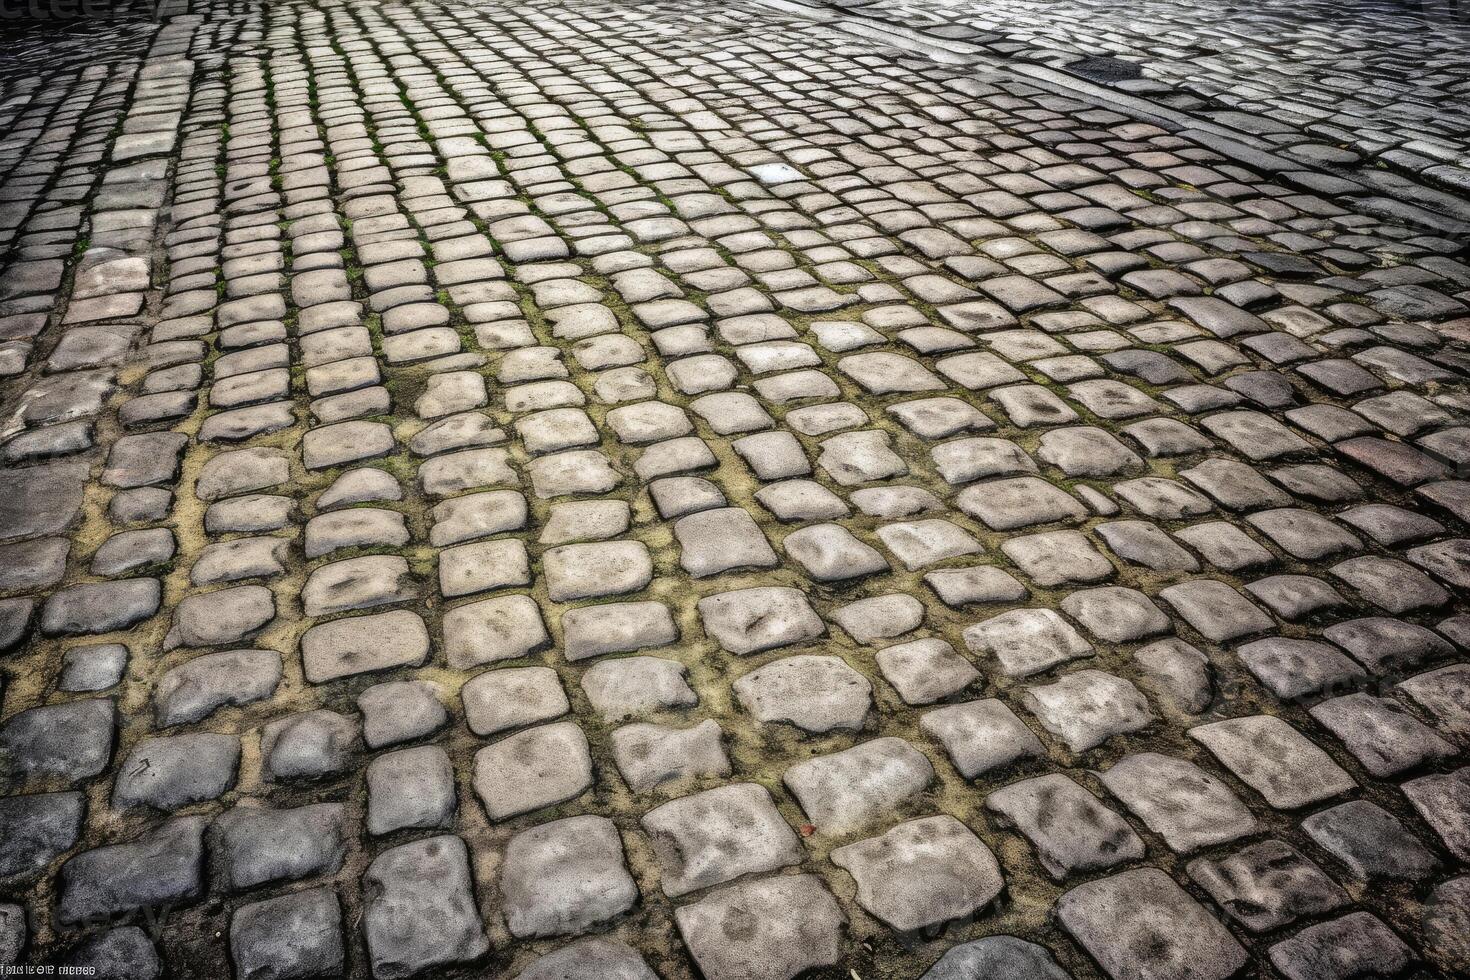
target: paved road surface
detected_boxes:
[811,0,1470,196]
[0,1,1468,978]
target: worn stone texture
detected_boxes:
[0,0,1468,976]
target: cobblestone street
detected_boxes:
[1,1,1470,978]
[794,0,1470,205]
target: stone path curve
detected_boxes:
[0,1,1468,977]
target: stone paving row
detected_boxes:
[793,0,1470,203]
[0,0,1469,978]
[0,6,248,381]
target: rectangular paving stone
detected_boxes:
[300,609,431,683]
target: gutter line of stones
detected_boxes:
[751,0,1470,242]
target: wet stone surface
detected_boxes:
[0,0,1468,976]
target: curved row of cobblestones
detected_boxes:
[793,0,1470,203]
[1,1,1469,978]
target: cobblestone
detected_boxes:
[793,0,1470,207]
[0,0,1469,976]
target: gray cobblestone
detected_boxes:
[0,0,1468,975]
